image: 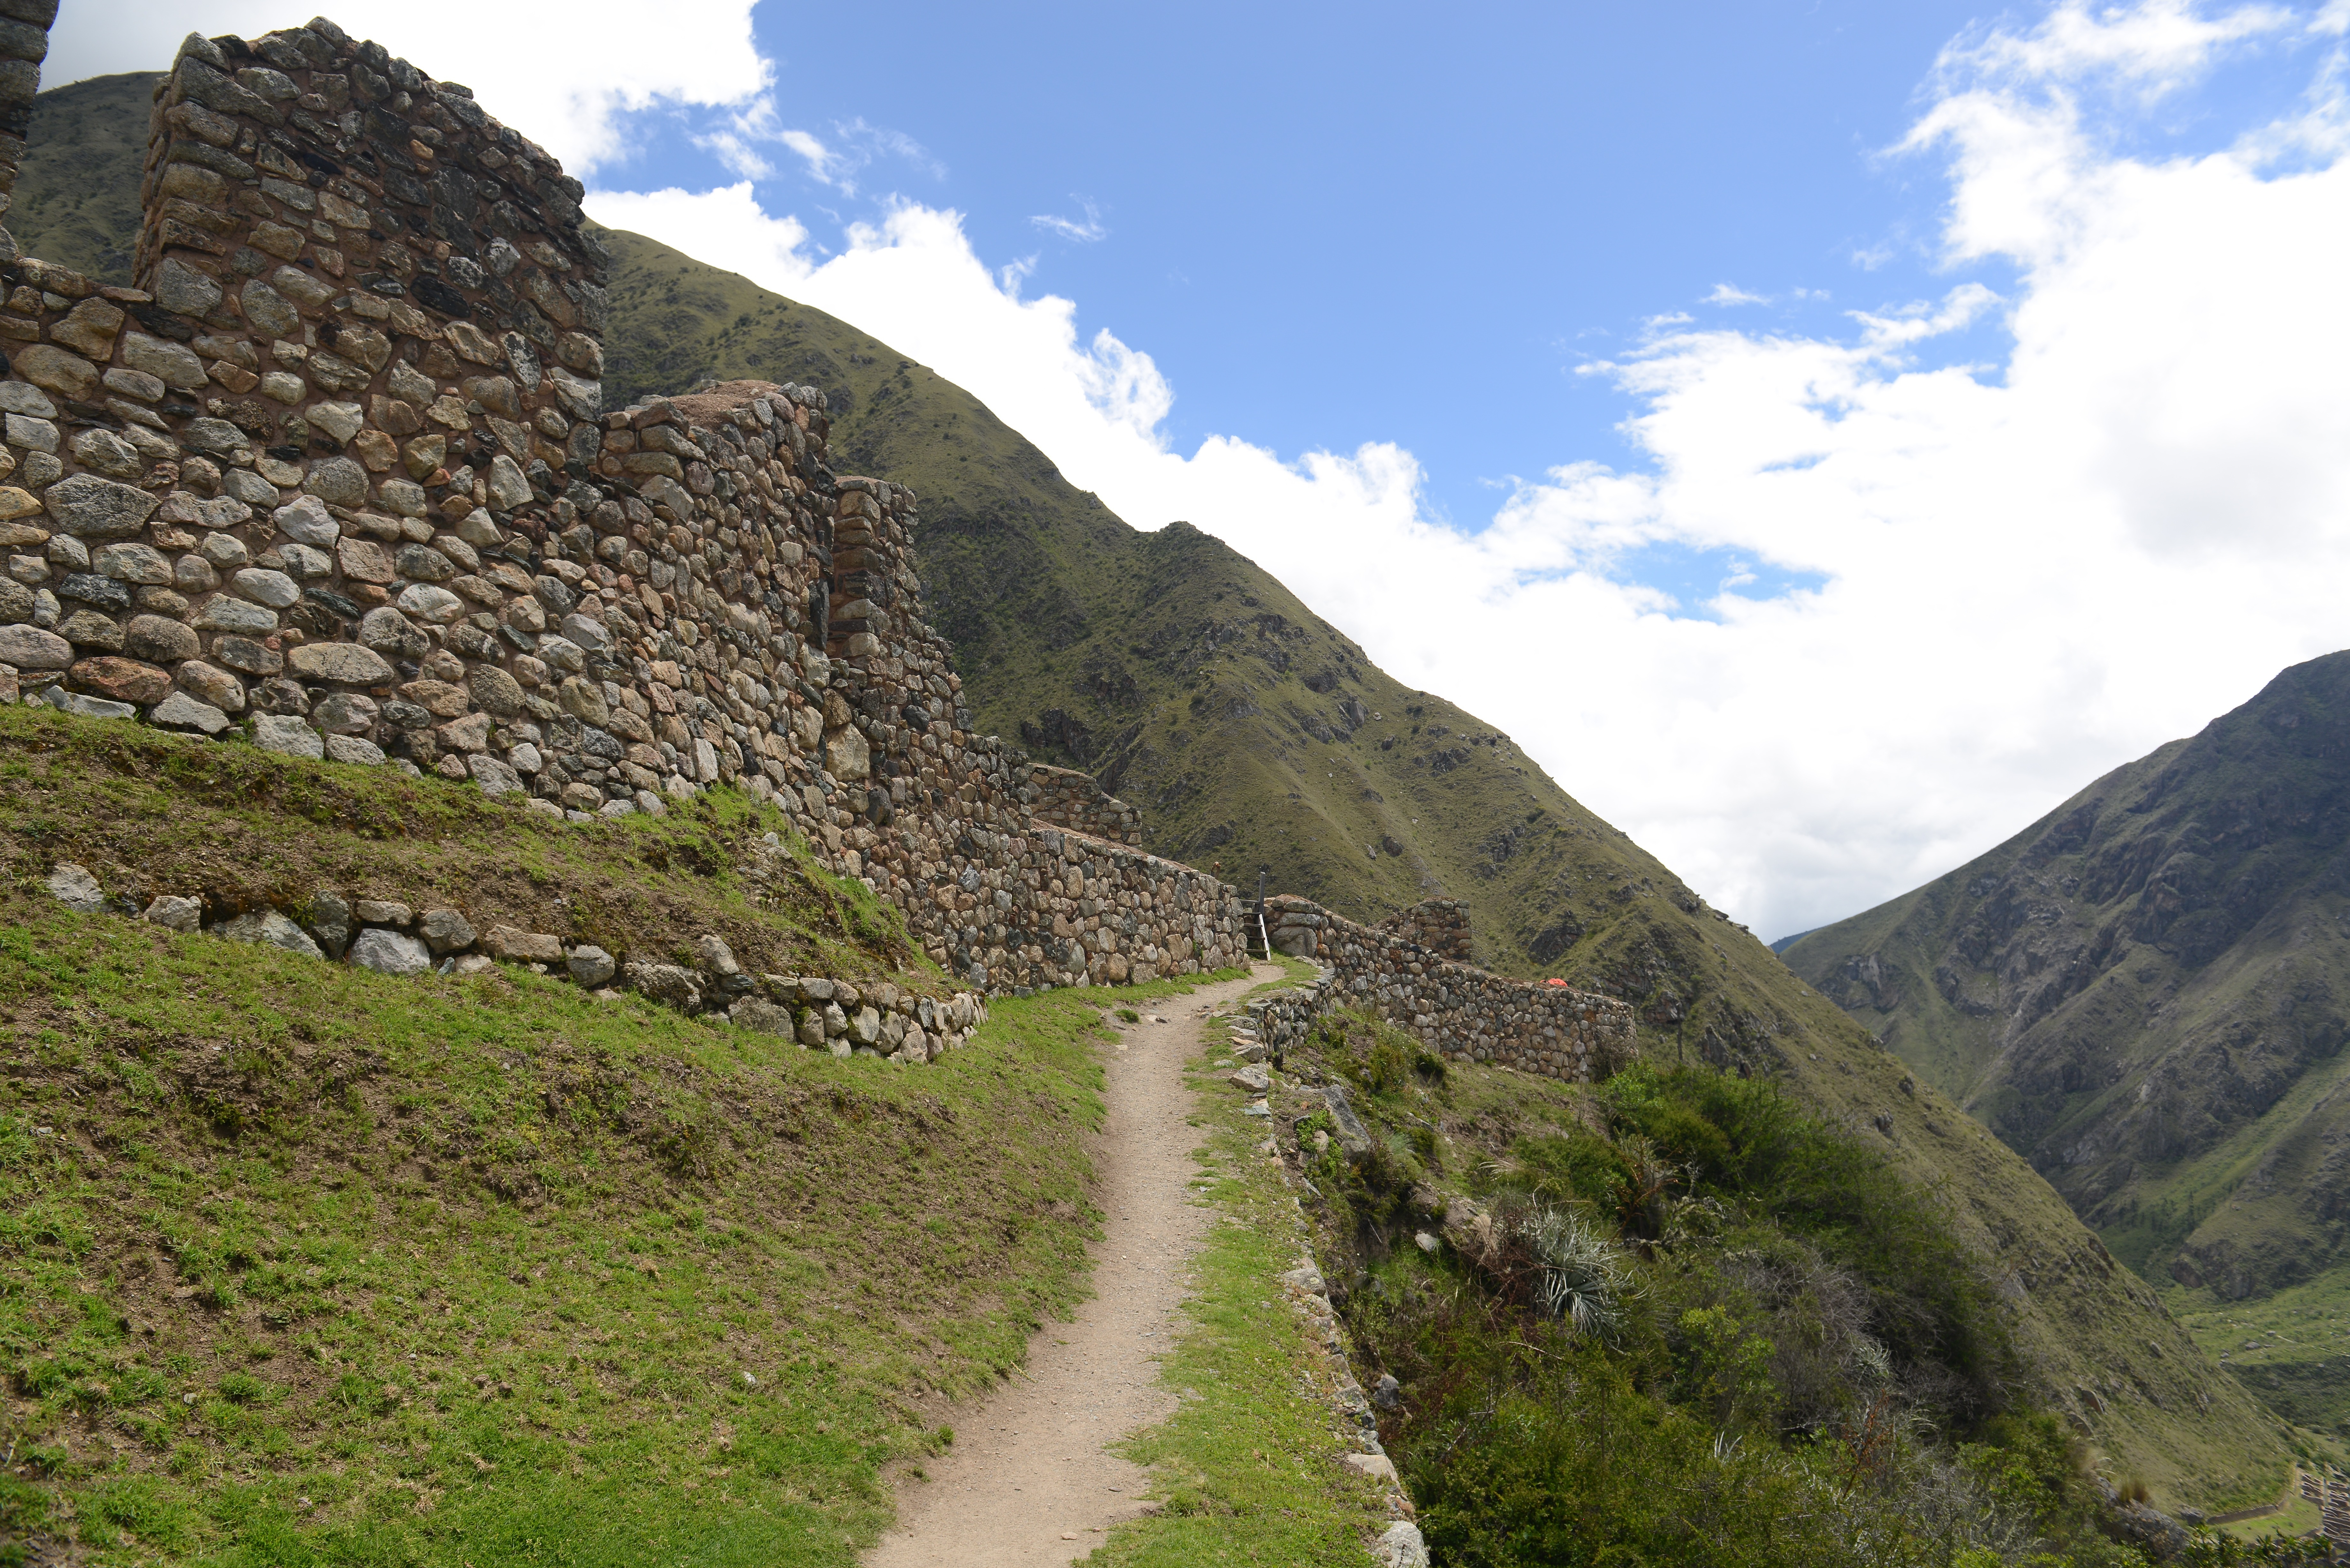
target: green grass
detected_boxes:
[2177,1272,2350,1437]
[1269,1014,2154,1566]
[0,895,1153,1564]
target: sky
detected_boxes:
[50,0,2350,941]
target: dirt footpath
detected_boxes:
[863,966,1274,1567]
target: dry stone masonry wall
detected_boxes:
[0,14,1622,1055]
[1025,762,1143,846]
[0,16,1248,998]
[1368,897,1472,965]
[1253,895,1636,1084]
[40,856,991,1065]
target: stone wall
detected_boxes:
[1253,894,1635,1083]
[42,854,991,1065]
[1025,762,1142,846]
[0,17,1251,997]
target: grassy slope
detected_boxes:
[0,704,924,986]
[1781,653,2350,1429]
[9,73,148,283]
[11,72,2299,1497]
[0,713,1274,1563]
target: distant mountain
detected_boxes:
[1784,651,2350,1412]
[10,73,147,281]
[22,71,2301,1491]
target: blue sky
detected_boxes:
[561,0,2331,533]
[610,1,2013,528]
[56,1,2350,937]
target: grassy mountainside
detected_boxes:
[13,69,2306,1499]
[528,237,2314,1514]
[1284,1008,2169,1561]
[0,705,1248,1564]
[1783,652,2350,1426]
[9,73,149,282]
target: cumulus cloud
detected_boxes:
[574,0,2350,940]
[47,1,771,176]
[1703,283,1770,306]
[587,182,816,284]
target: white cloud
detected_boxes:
[46,2,771,176]
[1032,200,1108,243]
[709,113,942,197]
[586,0,2350,943]
[587,182,815,285]
[1934,0,2299,98]
[1704,283,1770,305]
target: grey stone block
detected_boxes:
[251,714,323,759]
[348,927,432,976]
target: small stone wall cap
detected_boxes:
[483,924,564,963]
[216,909,324,960]
[349,928,432,976]
[567,945,617,986]
[251,714,324,759]
[44,687,136,721]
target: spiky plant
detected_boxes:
[1520,1208,1631,1343]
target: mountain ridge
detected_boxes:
[1785,653,2350,1270]
[1784,650,2350,1425]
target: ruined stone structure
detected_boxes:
[1025,762,1143,846]
[0,14,1629,1065]
[0,18,1245,994]
[1251,894,1635,1083]
[1366,897,1472,965]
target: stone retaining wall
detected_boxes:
[0,17,1252,997]
[1252,894,1635,1083]
[1371,898,1471,965]
[1024,761,1141,846]
[42,853,991,1065]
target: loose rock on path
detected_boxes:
[863,965,1277,1567]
